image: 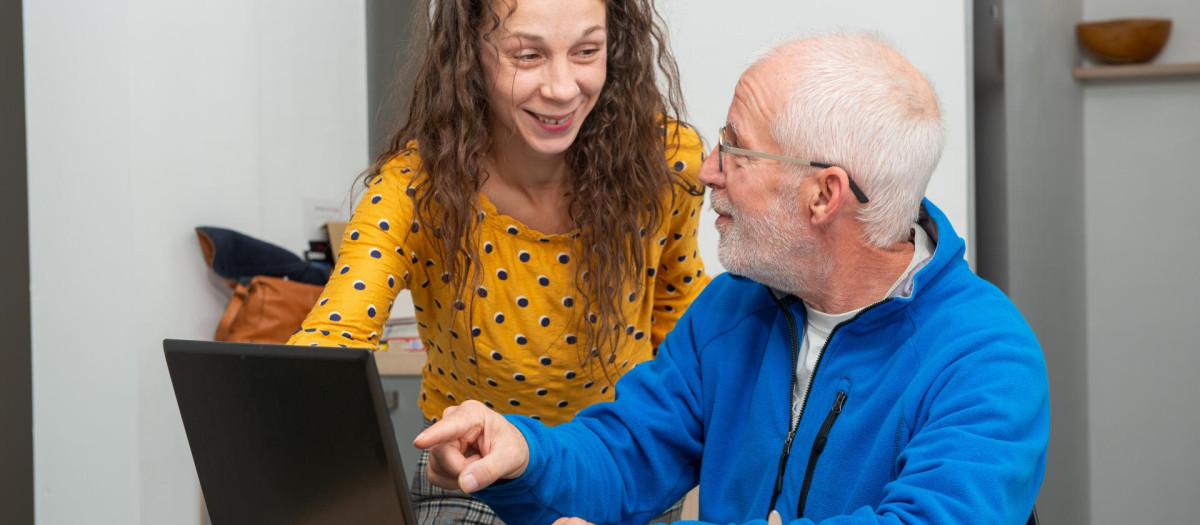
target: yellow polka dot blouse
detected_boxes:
[288,123,710,425]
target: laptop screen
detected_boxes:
[164,340,416,525]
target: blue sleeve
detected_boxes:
[475,299,709,525]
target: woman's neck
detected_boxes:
[481,145,575,234]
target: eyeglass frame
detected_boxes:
[717,124,869,204]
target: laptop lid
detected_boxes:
[164,339,417,525]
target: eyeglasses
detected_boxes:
[718,123,869,204]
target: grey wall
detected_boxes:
[0,0,33,521]
[367,0,417,160]
[1083,78,1200,525]
[974,0,1091,522]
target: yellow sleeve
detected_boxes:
[288,158,418,348]
[651,122,711,348]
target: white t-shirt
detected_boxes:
[790,224,935,425]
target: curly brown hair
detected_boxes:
[367,0,698,374]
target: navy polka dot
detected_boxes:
[353,280,366,290]
[519,251,531,262]
[441,272,450,283]
[378,219,390,231]
[484,242,493,253]
[677,255,687,262]
[425,259,435,267]
[487,378,498,387]
[319,297,329,306]
[329,312,342,321]
[583,381,594,389]
[683,276,694,284]
[371,194,382,204]
[565,370,576,379]
[539,356,552,365]
[467,378,476,386]
[477,286,488,298]
[494,312,505,324]
[410,221,419,233]
[515,334,528,345]
[601,386,610,394]
[304,328,315,333]
[626,325,635,335]
[468,356,478,365]
[674,161,686,171]
[341,331,353,340]
[634,331,644,340]
[339,265,350,274]
[449,329,458,339]
[367,305,377,318]
[628,292,637,302]
[539,316,550,327]
[513,373,526,382]
[665,305,675,312]
[557,253,570,264]
[666,284,676,293]
[538,275,550,286]
[536,388,548,396]
[497,269,508,280]
[453,300,465,310]
[558,400,569,408]
[674,233,684,240]
[387,275,395,288]
[320,330,330,336]
[437,367,445,375]
[516,296,529,308]
[507,225,519,235]
[369,248,382,259]
[565,334,577,344]
[588,313,598,323]
[450,372,458,380]
[349,229,360,240]
[471,326,481,337]
[447,393,456,402]
[509,399,521,406]
[647,268,656,277]
[562,296,574,307]
[490,350,503,360]
[658,237,667,246]
[484,401,494,408]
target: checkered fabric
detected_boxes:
[411,421,684,524]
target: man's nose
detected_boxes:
[697,143,724,189]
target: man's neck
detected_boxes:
[798,235,915,314]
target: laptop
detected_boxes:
[164,339,418,525]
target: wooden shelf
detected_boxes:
[1074,62,1200,81]
[375,350,426,376]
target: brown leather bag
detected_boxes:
[214,276,324,344]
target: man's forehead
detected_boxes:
[728,67,783,143]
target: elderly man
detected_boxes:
[414,34,1050,524]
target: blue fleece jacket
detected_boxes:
[477,200,1050,524]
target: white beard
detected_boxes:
[712,190,833,297]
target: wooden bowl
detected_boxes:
[1077,18,1172,64]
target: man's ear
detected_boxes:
[808,166,850,225]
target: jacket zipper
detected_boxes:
[765,288,891,520]
[766,294,801,518]
[795,390,848,517]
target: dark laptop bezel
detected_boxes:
[163,339,417,524]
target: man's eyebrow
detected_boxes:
[508,25,606,43]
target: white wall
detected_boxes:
[1082,1,1200,523]
[660,1,973,273]
[25,1,367,523]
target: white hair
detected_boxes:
[760,33,945,248]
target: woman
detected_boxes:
[289,0,707,522]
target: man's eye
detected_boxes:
[516,53,541,62]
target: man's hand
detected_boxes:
[412,400,530,493]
